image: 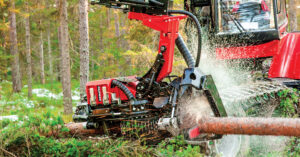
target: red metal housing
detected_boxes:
[216,32,300,79]
[86,76,138,105]
[128,12,187,81]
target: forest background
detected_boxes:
[0,0,299,114]
[0,0,299,156]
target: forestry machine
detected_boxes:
[73,0,300,145]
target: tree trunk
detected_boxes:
[289,0,297,31]
[25,2,32,98]
[106,8,111,27]
[9,0,22,92]
[120,13,128,49]
[114,12,120,48]
[47,1,53,81]
[120,13,126,36]
[47,27,53,80]
[114,13,120,38]
[40,31,45,84]
[99,15,104,51]
[57,26,62,82]
[79,0,89,101]
[59,0,73,114]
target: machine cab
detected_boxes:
[213,0,288,46]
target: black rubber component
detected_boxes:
[176,33,196,68]
[168,10,202,67]
[112,79,135,100]
[149,0,164,6]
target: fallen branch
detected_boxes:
[0,147,17,157]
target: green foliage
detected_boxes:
[0,111,71,156]
[277,89,299,117]
[157,135,203,157]
[285,138,300,157]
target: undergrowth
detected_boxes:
[0,80,204,157]
[277,89,300,117]
[0,111,203,156]
[277,88,300,156]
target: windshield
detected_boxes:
[218,0,275,33]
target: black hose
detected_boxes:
[111,80,135,100]
[175,33,195,68]
[149,0,164,6]
[168,10,202,67]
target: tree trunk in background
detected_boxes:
[120,13,126,35]
[289,0,297,31]
[59,0,73,114]
[47,1,53,81]
[40,31,45,84]
[106,8,111,27]
[25,2,32,98]
[47,26,53,80]
[56,0,62,82]
[114,13,120,37]
[120,13,128,49]
[9,0,22,93]
[79,0,89,101]
[57,26,62,82]
[114,12,120,48]
[99,15,104,51]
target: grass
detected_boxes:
[0,80,76,121]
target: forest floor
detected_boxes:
[0,80,204,157]
[0,80,299,156]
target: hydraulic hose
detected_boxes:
[175,33,195,68]
[168,10,202,67]
[111,80,135,100]
[149,0,164,6]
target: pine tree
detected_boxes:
[25,0,32,98]
[9,0,22,92]
[59,0,72,114]
[79,0,89,101]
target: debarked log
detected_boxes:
[190,117,300,138]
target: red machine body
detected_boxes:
[216,31,300,79]
[86,12,187,106]
[210,0,300,80]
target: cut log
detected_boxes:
[189,117,300,139]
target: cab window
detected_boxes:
[218,0,276,33]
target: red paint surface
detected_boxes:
[128,12,187,81]
[269,33,300,79]
[216,40,279,59]
[216,32,300,79]
[189,127,200,139]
